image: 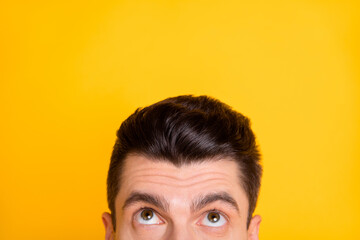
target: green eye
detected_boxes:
[141,209,154,221]
[207,212,220,223]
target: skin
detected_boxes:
[102,154,261,240]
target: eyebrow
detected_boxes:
[122,191,239,215]
[191,192,240,214]
[122,191,170,212]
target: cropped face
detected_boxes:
[102,155,261,240]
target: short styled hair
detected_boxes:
[107,95,262,227]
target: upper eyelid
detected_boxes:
[134,207,156,216]
[203,209,229,221]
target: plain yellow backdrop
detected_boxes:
[1,0,359,239]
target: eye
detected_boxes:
[200,211,227,227]
[135,209,164,225]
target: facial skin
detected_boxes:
[102,154,261,240]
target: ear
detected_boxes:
[102,212,115,240]
[247,215,261,240]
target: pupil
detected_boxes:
[141,209,153,220]
[208,212,220,223]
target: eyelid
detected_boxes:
[206,209,229,220]
[136,207,161,216]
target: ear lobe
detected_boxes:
[247,215,262,240]
[102,212,115,240]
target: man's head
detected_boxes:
[103,95,262,239]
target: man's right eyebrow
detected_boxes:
[122,191,170,212]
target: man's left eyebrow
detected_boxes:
[191,192,240,214]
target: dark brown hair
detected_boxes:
[106,95,262,228]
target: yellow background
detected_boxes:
[1,0,359,239]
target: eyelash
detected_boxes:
[137,207,158,214]
[206,208,228,218]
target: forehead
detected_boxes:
[121,155,240,186]
[116,154,249,212]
